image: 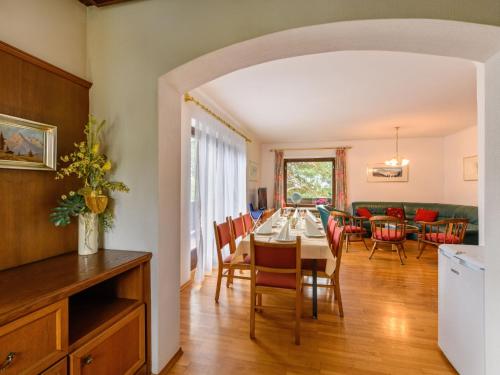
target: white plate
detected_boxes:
[255,231,274,236]
[305,233,325,238]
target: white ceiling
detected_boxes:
[198,51,477,143]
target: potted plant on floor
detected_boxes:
[50,115,129,255]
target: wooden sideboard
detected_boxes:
[0,250,152,374]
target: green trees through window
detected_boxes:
[284,158,334,206]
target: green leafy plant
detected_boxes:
[50,115,129,232]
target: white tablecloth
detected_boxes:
[233,220,336,276]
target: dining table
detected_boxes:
[233,213,335,319]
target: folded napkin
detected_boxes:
[277,221,292,241]
[293,209,299,218]
[306,209,318,222]
[305,216,322,236]
[271,209,281,226]
[256,218,273,234]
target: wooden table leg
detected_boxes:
[312,259,318,319]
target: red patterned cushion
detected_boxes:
[415,208,439,222]
[373,228,405,241]
[425,233,461,244]
[301,259,327,271]
[356,207,372,218]
[344,225,365,233]
[386,207,405,220]
[256,271,296,289]
[224,254,251,264]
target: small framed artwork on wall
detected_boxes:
[463,155,478,181]
[0,114,57,171]
[248,160,258,182]
[367,163,409,182]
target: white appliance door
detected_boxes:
[439,250,485,375]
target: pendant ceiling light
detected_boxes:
[385,126,409,167]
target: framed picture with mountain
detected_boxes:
[0,114,57,171]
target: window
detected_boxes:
[284,158,335,206]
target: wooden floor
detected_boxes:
[169,240,457,375]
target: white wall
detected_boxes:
[261,137,446,207]
[0,0,87,78]
[443,126,478,205]
[484,51,500,375]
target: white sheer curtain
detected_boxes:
[186,104,246,283]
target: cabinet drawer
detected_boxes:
[0,300,68,375]
[70,305,145,375]
[41,357,67,375]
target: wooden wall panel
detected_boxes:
[0,41,91,270]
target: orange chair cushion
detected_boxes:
[256,271,297,289]
[373,228,405,241]
[344,225,365,233]
[301,259,327,271]
[217,222,232,248]
[425,233,461,244]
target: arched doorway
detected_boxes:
[156,19,500,373]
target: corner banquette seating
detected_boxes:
[317,202,478,245]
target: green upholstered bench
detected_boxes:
[349,201,478,245]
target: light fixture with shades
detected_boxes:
[385,126,409,167]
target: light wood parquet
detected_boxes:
[169,240,456,375]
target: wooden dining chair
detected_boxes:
[369,215,407,265]
[250,234,302,345]
[242,212,254,235]
[302,223,345,317]
[417,218,468,259]
[325,215,337,248]
[331,211,369,252]
[213,219,250,303]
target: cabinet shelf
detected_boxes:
[69,296,141,350]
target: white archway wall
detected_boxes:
[85,6,500,370]
[483,51,500,375]
[159,20,500,374]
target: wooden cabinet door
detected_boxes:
[41,358,67,375]
[69,305,145,375]
[0,300,68,375]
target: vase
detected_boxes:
[78,212,99,255]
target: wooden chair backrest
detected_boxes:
[421,218,469,244]
[331,210,365,229]
[242,213,253,234]
[229,215,246,240]
[213,219,236,262]
[250,234,301,279]
[369,215,406,241]
[326,215,337,248]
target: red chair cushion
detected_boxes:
[344,225,365,233]
[243,214,253,233]
[386,207,405,220]
[217,221,232,248]
[356,207,372,218]
[232,217,246,238]
[301,259,327,271]
[415,208,439,222]
[425,233,461,244]
[256,271,297,289]
[373,228,405,241]
[254,245,296,268]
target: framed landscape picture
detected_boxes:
[248,160,258,182]
[367,163,409,182]
[0,114,57,171]
[463,155,478,181]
